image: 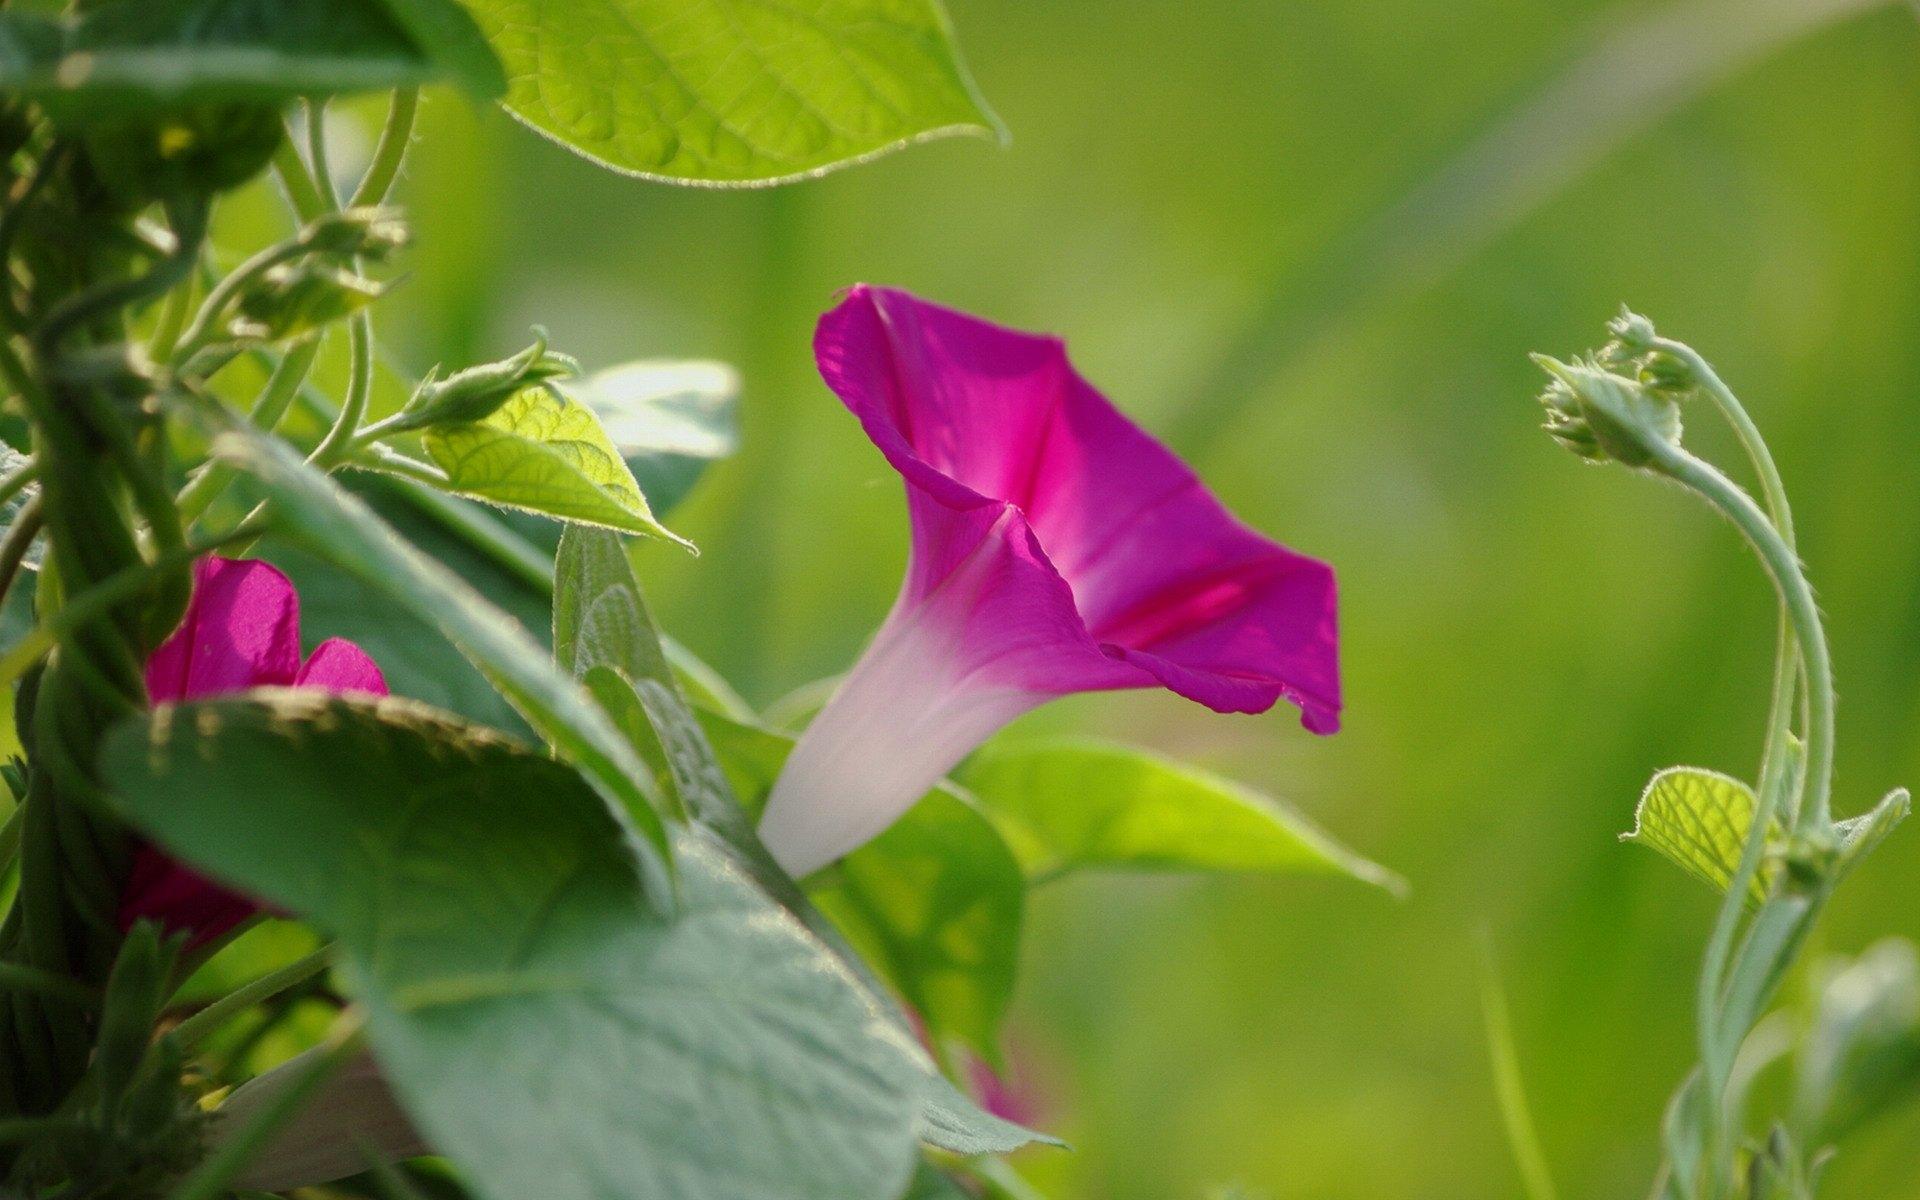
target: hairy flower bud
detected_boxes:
[385,330,579,433]
[229,263,385,343]
[297,206,410,264]
[1531,354,1682,470]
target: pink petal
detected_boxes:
[295,638,389,697]
[118,845,257,951]
[145,557,302,702]
[813,285,1340,729]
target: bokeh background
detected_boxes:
[281,1,1920,1195]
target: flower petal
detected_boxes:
[145,557,302,702]
[295,638,390,697]
[814,285,1340,728]
[117,846,257,951]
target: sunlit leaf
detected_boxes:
[102,693,927,1200]
[957,738,1403,893]
[1621,767,1773,902]
[423,384,690,548]
[459,0,1005,186]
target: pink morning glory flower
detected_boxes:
[756,286,1341,877]
[118,556,387,947]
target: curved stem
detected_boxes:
[304,100,339,211]
[308,312,372,467]
[1654,449,1833,837]
[171,239,312,363]
[0,458,35,513]
[176,338,321,526]
[170,943,335,1051]
[1657,336,1804,817]
[271,137,327,226]
[0,493,41,615]
[350,88,420,208]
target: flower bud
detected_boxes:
[1606,307,1658,354]
[1531,354,1682,470]
[386,329,579,433]
[297,207,410,264]
[229,263,386,344]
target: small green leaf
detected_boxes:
[1622,767,1774,902]
[423,384,690,549]
[459,0,1005,186]
[3,0,498,117]
[202,413,674,897]
[101,693,928,1200]
[956,738,1404,893]
[568,360,739,516]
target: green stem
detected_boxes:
[1655,447,1833,837]
[350,89,420,209]
[171,239,313,363]
[170,944,335,1052]
[0,492,41,614]
[176,338,321,526]
[1659,336,1804,816]
[308,312,372,467]
[271,137,327,226]
[303,100,338,211]
[0,456,35,511]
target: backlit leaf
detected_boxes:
[423,384,690,548]
[1622,766,1773,902]
[957,738,1403,893]
[458,0,1005,186]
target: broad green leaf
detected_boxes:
[423,384,691,548]
[458,0,1006,186]
[1622,767,1773,902]
[956,738,1404,893]
[101,693,927,1200]
[200,413,673,897]
[570,360,740,517]
[2,0,498,116]
[698,709,1025,1062]
[552,531,1051,1152]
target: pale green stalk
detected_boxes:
[170,944,335,1052]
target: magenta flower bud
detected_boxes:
[757,287,1341,877]
[119,557,387,948]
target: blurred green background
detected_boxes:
[280,1,1920,1194]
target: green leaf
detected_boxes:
[956,738,1404,893]
[458,0,1005,186]
[698,709,1024,1062]
[101,693,928,1200]
[548,532,1052,1151]
[1621,767,1774,903]
[2,0,499,117]
[569,360,739,517]
[200,413,674,898]
[423,384,691,549]
[263,476,546,736]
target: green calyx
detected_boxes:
[381,329,580,436]
[1531,354,1683,469]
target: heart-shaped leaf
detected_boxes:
[423,384,690,549]
[102,693,928,1200]
[457,0,1004,185]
